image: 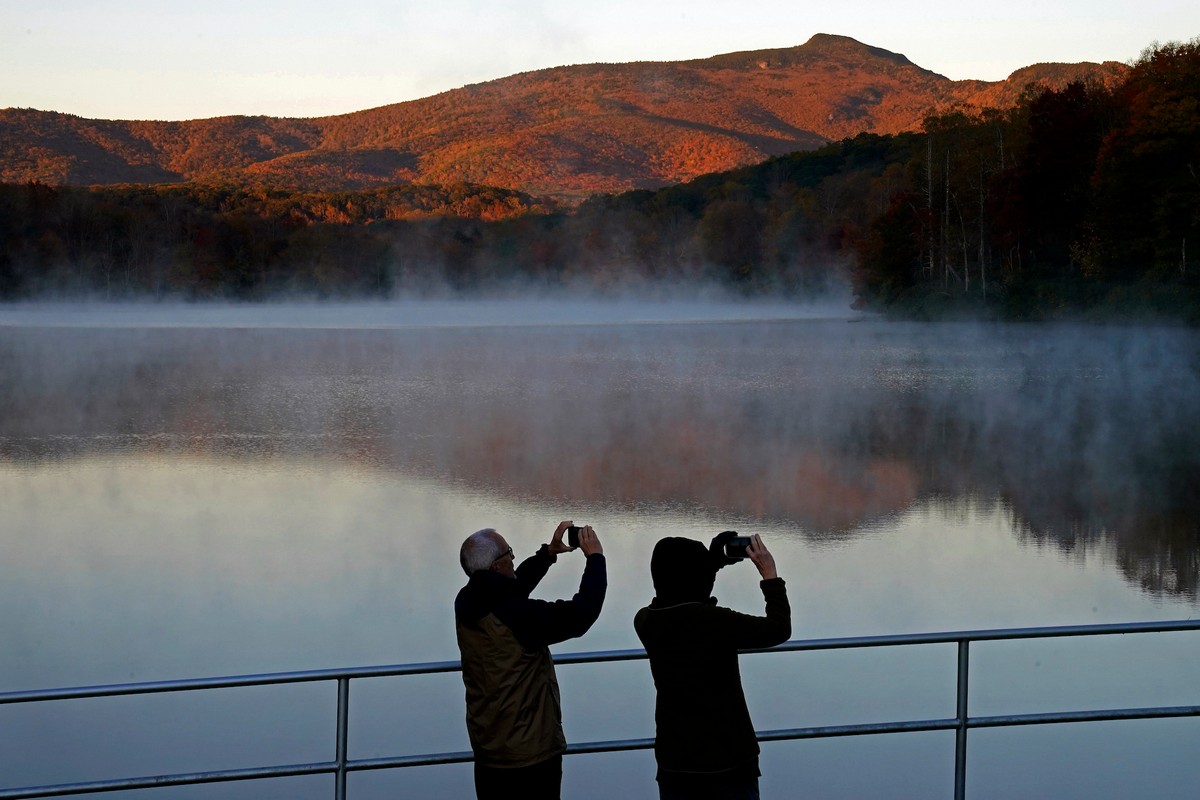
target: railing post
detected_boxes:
[335,677,350,800]
[954,639,970,800]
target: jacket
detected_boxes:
[633,578,790,779]
[455,545,607,767]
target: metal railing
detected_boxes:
[2,619,1198,800]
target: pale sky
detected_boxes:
[1,0,1196,121]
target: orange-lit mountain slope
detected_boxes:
[0,34,1128,199]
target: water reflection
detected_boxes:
[2,307,1199,798]
[2,317,1197,598]
[3,454,1197,799]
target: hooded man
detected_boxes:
[633,532,790,800]
[455,520,606,800]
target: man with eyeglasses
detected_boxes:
[455,520,606,800]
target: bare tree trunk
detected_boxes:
[943,150,951,290]
[961,208,970,293]
[978,169,986,298]
[926,136,936,281]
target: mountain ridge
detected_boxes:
[0,34,1129,199]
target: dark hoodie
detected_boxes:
[455,545,607,767]
[633,537,790,784]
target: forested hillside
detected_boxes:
[0,41,1195,321]
[852,40,1200,320]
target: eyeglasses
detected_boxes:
[492,547,514,565]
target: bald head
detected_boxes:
[460,528,507,576]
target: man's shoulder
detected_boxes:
[455,571,516,623]
[454,580,482,625]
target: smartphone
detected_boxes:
[566,525,582,548]
[723,536,752,560]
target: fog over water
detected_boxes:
[1,299,1197,799]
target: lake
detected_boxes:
[1,299,1198,799]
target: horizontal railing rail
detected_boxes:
[2,619,1198,800]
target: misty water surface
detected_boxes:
[1,300,1198,799]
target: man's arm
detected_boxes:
[513,545,555,596]
[502,528,607,649]
[512,520,575,595]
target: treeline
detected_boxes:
[854,39,1200,320]
[1,41,1196,319]
[0,182,557,297]
[0,134,912,299]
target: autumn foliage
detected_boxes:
[0,35,1126,200]
[0,41,1195,321]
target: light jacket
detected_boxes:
[455,545,607,767]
